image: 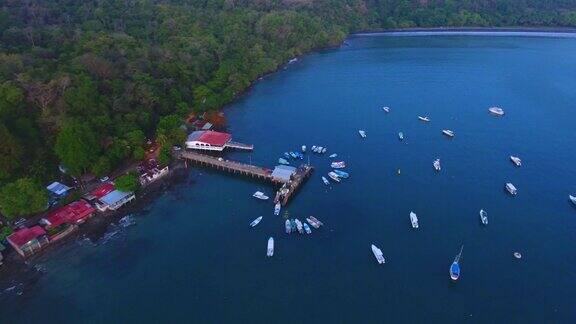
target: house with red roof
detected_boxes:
[185,131,253,151]
[7,226,49,257]
[41,200,96,228]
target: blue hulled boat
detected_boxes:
[450,245,464,281]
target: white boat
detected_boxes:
[308,216,324,228]
[303,223,312,234]
[274,202,281,215]
[382,106,390,113]
[331,161,346,169]
[267,237,274,257]
[371,244,385,264]
[301,145,306,152]
[328,172,340,182]
[433,159,441,171]
[329,153,337,158]
[569,195,576,206]
[278,158,290,165]
[285,219,291,234]
[418,116,430,122]
[442,129,455,137]
[488,106,505,116]
[250,216,263,227]
[359,130,367,138]
[311,145,317,152]
[410,211,419,229]
[321,147,327,154]
[288,58,298,64]
[333,170,349,178]
[317,146,324,154]
[295,219,304,234]
[253,191,269,200]
[510,156,522,167]
[505,183,517,196]
[322,176,330,185]
[398,132,404,140]
[479,209,488,225]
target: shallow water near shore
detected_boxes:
[2,33,576,322]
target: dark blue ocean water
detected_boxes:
[2,33,576,323]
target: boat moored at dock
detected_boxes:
[267,237,274,257]
[274,202,281,215]
[333,170,349,178]
[303,223,312,234]
[278,158,290,165]
[306,216,323,228]
[331,161,346,169]
[328,172,340,182]
[285,219,291,234]
[295,219,304,234]
[301,145,306,152]
[371,244,385,264]
[250,216,263,227]
[253,191,269,200]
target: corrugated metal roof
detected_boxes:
[271,165,296,182]
[46,182,72,196]
[100,190,134,205]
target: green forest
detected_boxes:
[1,0,576,219]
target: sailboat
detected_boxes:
[450,245,464,281]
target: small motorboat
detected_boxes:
[278,158,290,165]
[333,170,349,178]
[267,237,274,257]
[274,202,281,215]
[322,176,330,185]
[317,146,324,154]
[433,159,441,171]
[284,152,291,159]
[510,156,522,167]
[289,152,298,159]
[505,183,517,196]
[290,219,297,232]
[359,130,367,138]
[489,106,505,116]
[253,191,269,200]
[398,132,404,140]
[250,216,263,227]
[295,219,304,234]
[308,216,323,228]
[442,129,455,137]
[410,211,419,229]
[285,219,291,234]
[331,161,346,169]
[450,245,463,281]
[321,147,327,154]
[479,209,488,225]
[329,153,338,158]
[295,152,304,160]
[301,145,306,152]
[569,195,576,206]
[303,223,312,234]
[311,145,317,152]
[513,252,522,259]
[418,116,430,122]
[328,172,341,182]
[382,106,390,113]
[371,244,385,264]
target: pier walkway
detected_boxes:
[179,151,313,205]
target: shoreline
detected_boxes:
[353,26,576,36]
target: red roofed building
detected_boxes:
[91,183,115,199]
[185,131,253,151]
[7,226,49,257]
[41,200,96,228]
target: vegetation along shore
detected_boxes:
[2,0,576,267]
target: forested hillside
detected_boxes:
[1,0,576,218]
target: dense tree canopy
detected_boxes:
[0,0,575,216]
[115,172,140,193]
[0,178,48,220]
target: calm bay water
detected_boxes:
[2,33,576,323]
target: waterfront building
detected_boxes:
[40,200,96,228]
[96,190,136,212]
[271,165,297,183]
[7,226,50,257]
[185,131,253,151]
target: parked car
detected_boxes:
[99,176,110,183]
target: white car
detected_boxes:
[99,176,110,183]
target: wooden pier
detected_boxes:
[179,151,313,206]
